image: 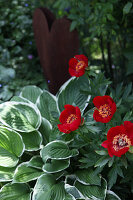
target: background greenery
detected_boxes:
[0,0,132,102]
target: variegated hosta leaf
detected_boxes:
[57,75,90,113]
[75,169,101,186]
[75,178,107,200]
[10,96,30,103]
[65,184,82,199]
[20,85,43,104]
[37,90,59,121]
[0,126,24,167]
[42,159,70,173]
[0,166,15,182]
[40,140,78,162]
[64,194,76,200]
[32,174,66,200]
[19,130,42,151]
[0,101,41,132]
[28,156,44,170]
[0,183,31,200]
[39,117,52,145]
[13,162,43,183]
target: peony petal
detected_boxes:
[57,124,71,134]
[93,109,112,123]
[75,55,88,66]
[69,66,85,77]
[69,118,81,131]
[93,95,115,108]
[69,58,78,69]
[101,140,108,148]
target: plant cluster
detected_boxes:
[0,0,47,102]
[0,54,133,200]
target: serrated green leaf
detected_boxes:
[32,174,66,200]
[95,150,108,156]
[0,183,31,200]
[0,126,24,167]
[0,102,41,132]
[13,162,43,183]
[20,85,43,104]
[75,178,107,200]
[122,82,132,99]
[42,159,70,173]
[75,169,101,186]
[108,167,118,189]
[40,141,79,162]
[95,156,110,168]
[37,90,59,121]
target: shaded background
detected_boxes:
[0,0,132,101]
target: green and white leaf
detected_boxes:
[13,162,43,183]
[75,169,101,186]
[0,183,31,200]
[20,85,43,104]
[42,159,70,173]
[37,90,59,121]
[32,174,66,200]
[10,96,30,103]
[75,178,107,200]
[64,193,76,200]
[19,130,42,151]
[106,190,121,200]
[65,184,82,199]
[0,126,24,167]
[28,156,44,170]
[57,76,90,113]
[0,166,15,182]
[40,140,79,162]
[0,102,41,132]
[39,117,52,145]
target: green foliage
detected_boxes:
[52,0,133,83]
[0,0,47,102]
[0,74,132,199]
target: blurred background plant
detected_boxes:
[0,0,132,102]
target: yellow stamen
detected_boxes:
[67,114,77,124]
[113,134,131,151]
[76,61,85,72]
[99,104,111,118]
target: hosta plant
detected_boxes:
[0,72,133,200]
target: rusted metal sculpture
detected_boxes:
[33,8,79,94]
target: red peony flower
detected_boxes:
[101,121,133,157]
[57,104,81,134]
[93,95,116,123]
[69,54,88,77]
